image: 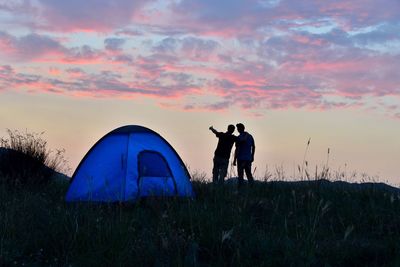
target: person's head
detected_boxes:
[227,124,235,134]
[236,123,245,133]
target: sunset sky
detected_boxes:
[0,0,399,184]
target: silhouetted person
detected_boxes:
[233,123,255,187]
[209,125,237,184]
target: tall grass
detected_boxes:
[1,134,400,266]
[0,129,68,186]
[1,176,400,266]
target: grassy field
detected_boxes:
[1,177,400,267]
[1,130,400,266]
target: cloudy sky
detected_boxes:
[0,0,399,183]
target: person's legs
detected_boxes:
[219,158,229,184]
[237,160,245,188]
[212,157,219,183]
[244,161,254,185]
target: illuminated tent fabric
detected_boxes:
[66,125,194,202]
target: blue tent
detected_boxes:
[66,125,194,202]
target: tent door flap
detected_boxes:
[137,150,177,196]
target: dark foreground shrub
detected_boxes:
[0,129,67,187]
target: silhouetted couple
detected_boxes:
[209,123,255,187]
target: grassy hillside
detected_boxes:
[2,129,398,266]
[1,178,400,267]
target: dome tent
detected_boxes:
[66,125,194,202]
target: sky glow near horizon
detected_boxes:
[0,0,399,183]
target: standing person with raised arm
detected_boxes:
[233,123,255,188]
[209,125,237,184]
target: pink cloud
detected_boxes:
[164,0,400,41]
[48,67,61,75]
[61,45,106,64]
[0,32,64,61]
[36,0,153,32]
[0,64,203,101]
[151,37,220,62]
[0,0,399,118]
[0,32,110,65]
